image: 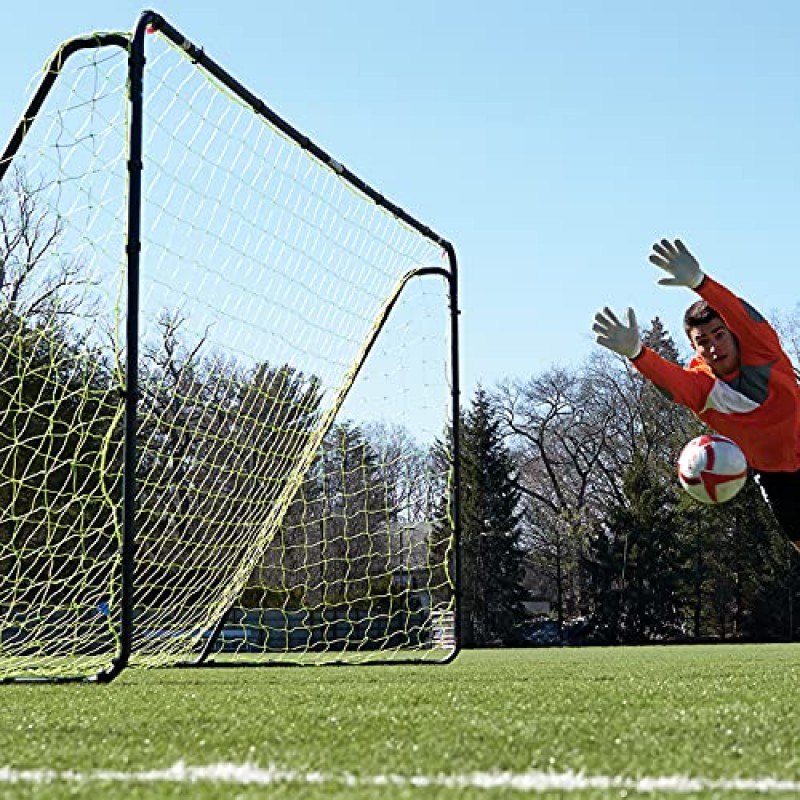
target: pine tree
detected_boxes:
[585,453,688,643]
[681,476,797,641]
[459,388,528,646]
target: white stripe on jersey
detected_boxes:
[702,379,761,415]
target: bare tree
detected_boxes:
[362,420,434,522]
[0,169,99,325]
[772,303,800,371]
[495,316,698,628]
[494,365,617,626]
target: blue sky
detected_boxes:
[2,1,799,399]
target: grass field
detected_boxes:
[0,644,798,799]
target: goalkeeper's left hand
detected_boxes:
[649,238,705,288]
[592,306,642,359]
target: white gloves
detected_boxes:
[592,238,704,359]
[649,239,704,289]
[592,307,642,359]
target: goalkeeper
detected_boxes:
[592,238,800,553]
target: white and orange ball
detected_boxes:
[677,435,748,505]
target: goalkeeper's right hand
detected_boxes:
[592,307,643,359]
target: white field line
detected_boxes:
[0,763,799,794]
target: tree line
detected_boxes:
[1,171,798,647]
[0,173,445,632]
[456,315,800,646]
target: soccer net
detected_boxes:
[0,16,458,682]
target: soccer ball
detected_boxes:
[677,435,748,504]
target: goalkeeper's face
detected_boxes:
[688,319,740,377]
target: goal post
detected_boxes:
[0,11,460,682]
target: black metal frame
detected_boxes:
[0,9,461,682]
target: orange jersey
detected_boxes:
[632,275,800,472]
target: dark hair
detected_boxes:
[683,299,722,338]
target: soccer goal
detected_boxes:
[0,12,460,682]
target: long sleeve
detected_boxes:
[631,347,714,414]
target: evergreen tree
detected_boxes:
[459,388,528,646]
[681,477,798,641]
[585,453,688,643]
[0,312,122,607]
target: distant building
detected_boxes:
[387,521,436,610]
[520,561,551,617]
